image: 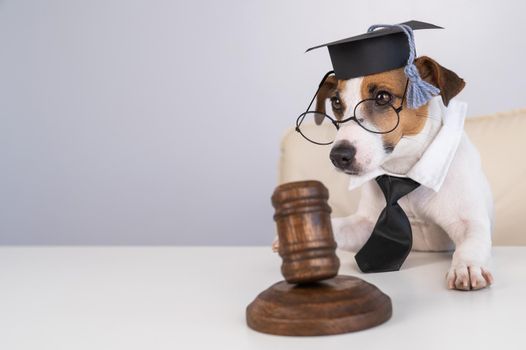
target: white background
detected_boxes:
[1,0,525,245]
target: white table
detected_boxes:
[0,247,524,350]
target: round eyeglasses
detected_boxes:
[295,71,408,145]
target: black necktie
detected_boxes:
[354,175,420,273]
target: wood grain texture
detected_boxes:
[246,275,392,336]
[271,181,340,284]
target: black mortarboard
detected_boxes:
[306,20,442,80]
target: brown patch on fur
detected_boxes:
[315,56,464,148]
[315,77,348,122]
[361,68,429,148]
[415,56,466,107]
[333,80,348,121]
[314,75,336,124]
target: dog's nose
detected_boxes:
[330,143,356,170]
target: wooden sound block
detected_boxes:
[246,275,392,336]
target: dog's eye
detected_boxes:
[375,91,392,105]
[330,97,342,110]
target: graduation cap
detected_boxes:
[307,20,443,109]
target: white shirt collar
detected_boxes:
[347,97,468,192]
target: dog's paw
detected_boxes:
[272,236,279,253]
[331,215,374,252]
[446,263,494,291]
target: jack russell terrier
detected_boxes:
[274,56,494,291]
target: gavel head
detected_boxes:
[271,180,340,284]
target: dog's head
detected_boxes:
[316,56,465,175]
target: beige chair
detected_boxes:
[278,108,526,245]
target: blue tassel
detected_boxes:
[404,63,441,109]
[368,24,440,109]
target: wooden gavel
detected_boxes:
[247,180,392,336]
[271,180,340,284]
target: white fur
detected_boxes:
[334,77,388,174]
[332,83,495,290]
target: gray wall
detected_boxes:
[1,0,525,245]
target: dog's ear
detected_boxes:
[314,75,337,125]
[414,56,466,106]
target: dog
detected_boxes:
[274,56,494,291]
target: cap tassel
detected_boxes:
[368,24,440,109]
[403,63,440,109]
